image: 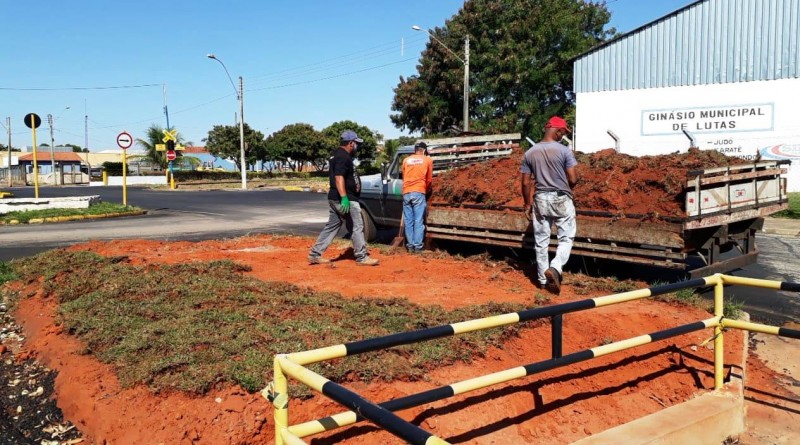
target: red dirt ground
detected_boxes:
[7,235,763,444]
[433,147,748,217]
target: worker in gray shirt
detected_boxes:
[520,116,578,295]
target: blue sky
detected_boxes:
[1,0,694,151]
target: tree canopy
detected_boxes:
[264,123,326,171]
[320,120,380,162]
[390,0,614,138]
[203,123,267,172]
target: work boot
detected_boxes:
[544,267,561,295]
[356,257,379,266]
[308,255,331,265]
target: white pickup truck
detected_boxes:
[358,134,790,277]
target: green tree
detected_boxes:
[378,136,417,166]
[321,120,380,164]
[136,124,190,169]
[391,0,614,138]
[264,123,326,172]
[203,124,266,172]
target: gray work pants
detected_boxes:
[309,200,368,261]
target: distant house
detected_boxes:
[17,151,86,185]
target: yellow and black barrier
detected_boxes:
[269,274,799,444]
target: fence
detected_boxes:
[267,274,800,445]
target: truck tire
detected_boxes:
[362,207,378,243]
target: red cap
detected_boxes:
[545,116,571,133]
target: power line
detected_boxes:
[249,57,419,92]
[0,83,161,91]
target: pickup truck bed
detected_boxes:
[425,161,788,277]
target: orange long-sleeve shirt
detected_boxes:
[401,153,433,195]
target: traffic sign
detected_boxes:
[166,151,177,161]
[117,131,133,150]
[24,113,42,129]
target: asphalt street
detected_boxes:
[2,185,799,325]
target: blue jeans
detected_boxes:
[532,191,576,286]
[403,192,427,251]
[309,200,368,261]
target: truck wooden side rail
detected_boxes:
[425,161,788,277]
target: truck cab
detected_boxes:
[358,133,522,242]
[357,146,416,242]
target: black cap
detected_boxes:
[414,141,427,150]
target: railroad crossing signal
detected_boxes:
[156,128,184,151]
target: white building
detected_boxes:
[574,0,800,191]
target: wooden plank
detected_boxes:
[427,208,685,248]
[419,133,521,146]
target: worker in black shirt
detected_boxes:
[308,130,379,266]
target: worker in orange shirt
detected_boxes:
[402,141,434,253]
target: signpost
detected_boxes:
[117,131,133,205]
[159,129,181,189]
[24,113,42,198]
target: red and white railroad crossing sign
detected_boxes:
[166,151,177,161]
[116,131,133,150]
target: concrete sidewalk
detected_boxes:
[761,217,800,237]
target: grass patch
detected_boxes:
[8,250,530,396]
[772,192,800,219]
[569,273,639,295]
[0,262,16,285]
[0,202,141,224]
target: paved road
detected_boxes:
[0,185,330,260]
[3,185,799,325]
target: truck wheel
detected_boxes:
[362,207,378,242]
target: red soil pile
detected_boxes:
[432,147,748,218]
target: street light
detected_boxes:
[207,53,247,190]
[412,25,470,132]
[47,106,70,186]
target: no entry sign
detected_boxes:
[166,151,176,161]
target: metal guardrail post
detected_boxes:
[274,355,289,445]
[551,314,563,359]
[713,275,724,390]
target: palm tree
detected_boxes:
[135,124,190,169]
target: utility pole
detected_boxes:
[463,35,470,132]
[163,83,171,130]
[238,76,246,188]
[84,99,89,152]
[6,117,11,187]
[48,114,57,186]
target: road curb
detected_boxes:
[0,210,147,225]
[281,186,327,193]
[761,217,800,237]
[572,328,747,445]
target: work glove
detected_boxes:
[340,196,350,214]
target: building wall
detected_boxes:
[575,77,800,191]
[575,0,800,93]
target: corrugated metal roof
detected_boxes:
[574,0,800,92]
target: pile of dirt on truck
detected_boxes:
[432,147,750,218]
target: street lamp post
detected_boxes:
[207,53,247,190]
[412,25,470,132]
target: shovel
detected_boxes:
[390,213,405,248]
